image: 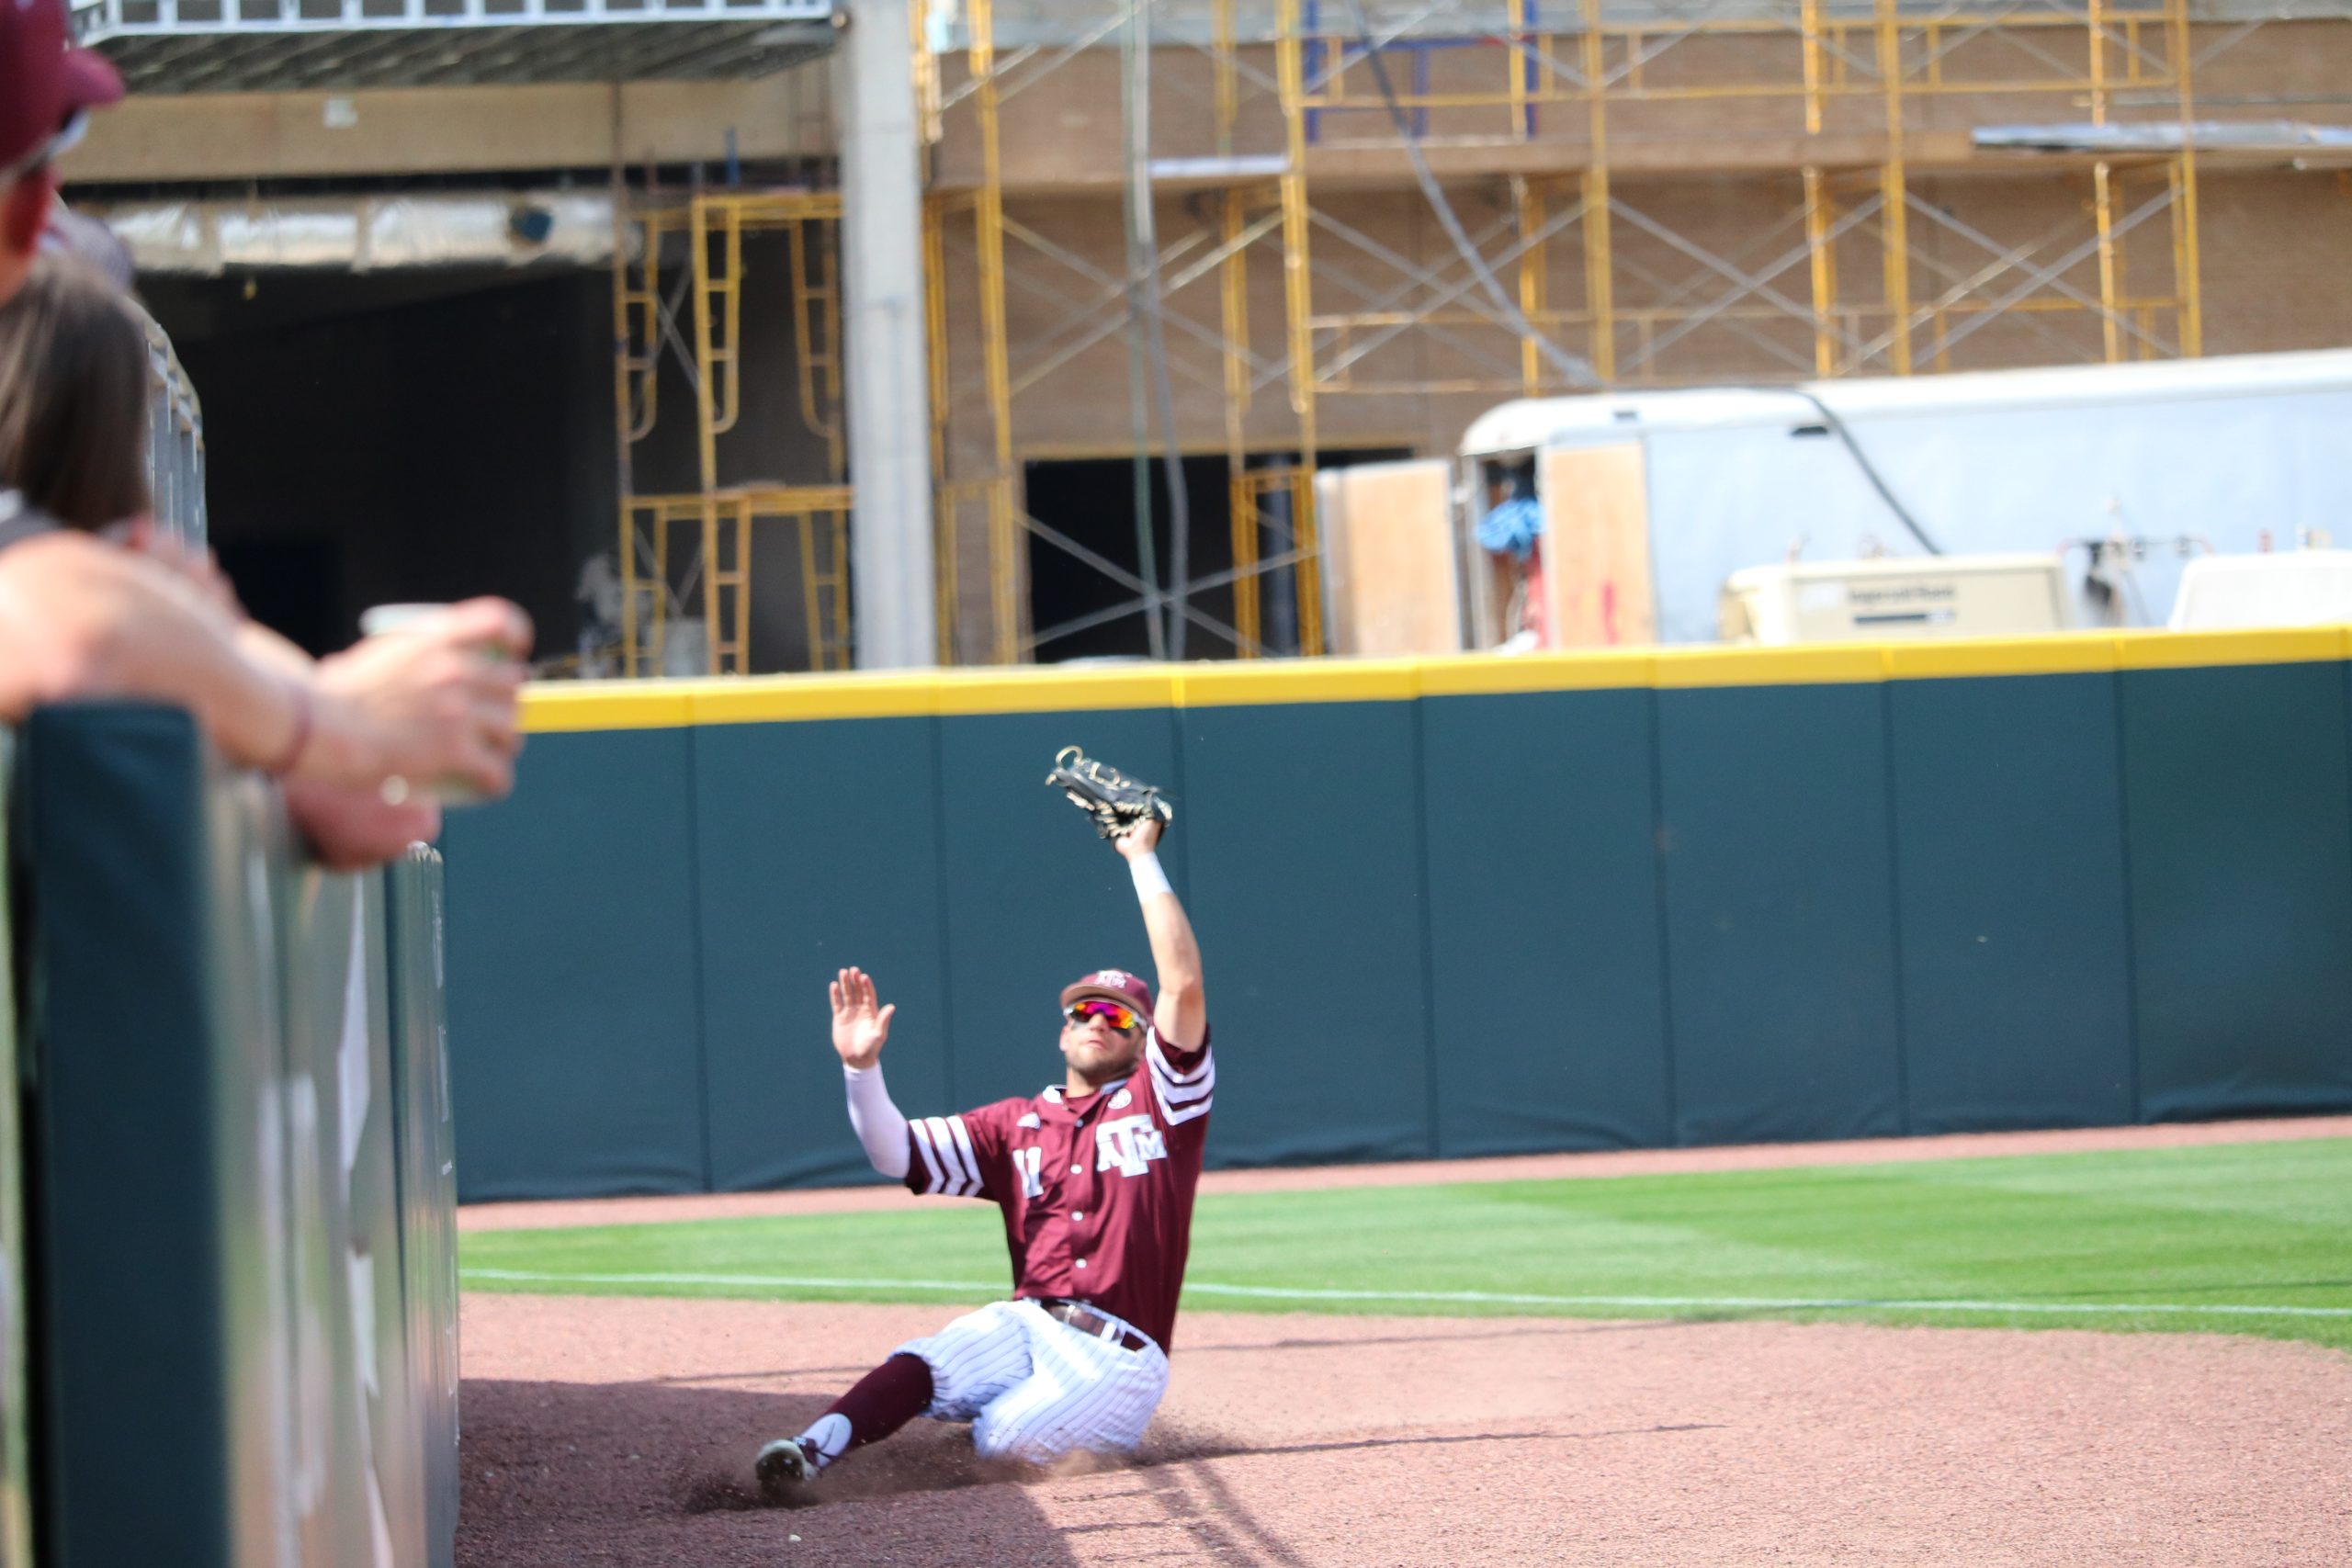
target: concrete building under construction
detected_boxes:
[64,0,2352,672]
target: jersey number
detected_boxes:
[1014,1145,1045,1199]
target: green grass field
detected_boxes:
[461,1137,2352,1354]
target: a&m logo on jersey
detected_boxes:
[1094,1114,1168,1178]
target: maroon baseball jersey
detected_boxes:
[902,1028,1214,1350]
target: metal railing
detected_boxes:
[137,303,208,547]
[73,0,828,40]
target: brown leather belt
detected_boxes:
[1034,1297,1151,1353]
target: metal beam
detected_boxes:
[838,0,938,667]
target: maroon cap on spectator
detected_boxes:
[1,0,124,175]
[1060,968,1155,1023]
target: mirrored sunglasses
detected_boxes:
[1064,999,1140,1032]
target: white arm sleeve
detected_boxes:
[843,1063,911,1179]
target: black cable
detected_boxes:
[1344,0,1597,390]
[1343,0,1943,557]
[1769,387,1945,557]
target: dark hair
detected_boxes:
[0,249,151,530]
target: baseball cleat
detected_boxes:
[754,1438,820,1494]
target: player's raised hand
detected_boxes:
[829,966,894,1070]
[1113,817,1163,860]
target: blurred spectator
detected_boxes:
[1477,460,1546,649]
[41,202,133,292]
[0,0,534,867]
[0,0,118,306]
[0,250,150,532]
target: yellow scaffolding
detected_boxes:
[614,188,854,677]
[1229,465,1323,657]
[920,0,2208,665]
[1269,0,2202,392]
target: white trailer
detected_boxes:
[1449,349,2352,649]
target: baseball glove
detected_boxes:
[1046,747,1173,840]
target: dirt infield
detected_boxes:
[458,1292,2352,1567]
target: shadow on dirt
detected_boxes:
[458,1375,1724,1565]
[459,1379,1095,1567]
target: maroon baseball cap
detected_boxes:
[1,0,124,175]
[1060,968,1154,1024]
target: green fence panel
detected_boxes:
[2120,661,2352,1119]
[387,848,460,1568]
[0,738,25,1568]
[695,719,955,1190]
[1889,672,2137,1132]
[18,707,233,1565]
[10,705,459,1566]
[1179,701,1434,1166]
[1657,683,1905,1145]
[1419,689,1672,1156]
[937,709,1188,1115]
[442,729,708,1198]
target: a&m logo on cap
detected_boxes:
[1091,970,1134,987]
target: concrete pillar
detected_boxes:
[835,0,936,668]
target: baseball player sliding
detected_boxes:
[755,802,1211,1489]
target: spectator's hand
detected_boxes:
[280,775,443,872]
[305,598,534,798]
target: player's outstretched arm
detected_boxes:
[1114,820,1206,1051]
[831,967,910,1179]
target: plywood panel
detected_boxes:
[1541,443,1658,648]
[1317,459,1460,656]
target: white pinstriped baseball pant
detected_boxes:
[898,1299,1170,1464]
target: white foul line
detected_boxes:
[457,1269,2352,1320]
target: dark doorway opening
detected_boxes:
[215,536,344,658]
[1023,447,1410,662]
[145,267,613,660]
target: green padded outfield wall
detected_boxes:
[1888,671,2137,1133]
[2120,660,2352,1120]
[1657,681,1904,1146]
[439,633,2352,1198]
[696,716,953,1191]
[1182,698,1435,1165]
[1419,687,1671,1157]
[444,728,708,1197]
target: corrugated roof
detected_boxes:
[72,0,833,93]
[1459,349,2352,455]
